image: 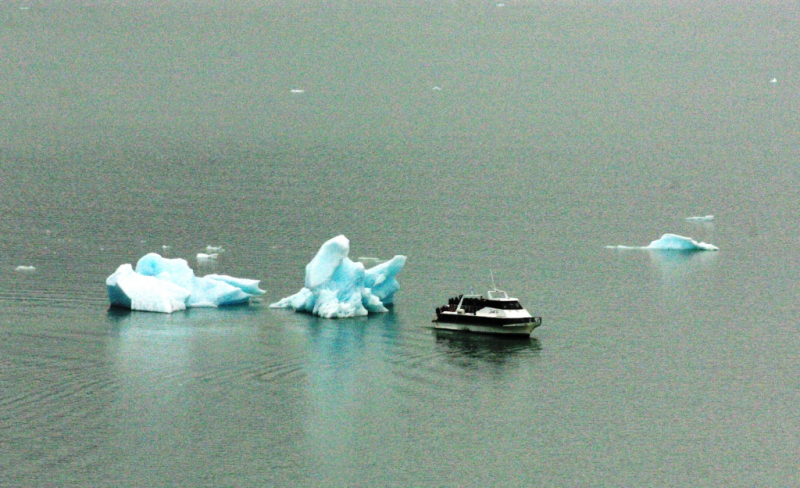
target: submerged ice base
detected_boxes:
[607,233,718,251]
[270,235,406,318]
[106,253,265,313]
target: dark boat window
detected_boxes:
[457,298,523,310]
[485,300,523,310]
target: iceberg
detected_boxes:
[270,235,406,318]
[106,253,265,313]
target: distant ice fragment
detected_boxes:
[15,265,36,272]
[291,89,305,93]
[357,256,385,264]
[770,78,778,83]
[646,233,718,251]
[197,253,218,261]
[432,86,442,90]
[106,253,264,313]
[607,233,718,251]
[686,215,714,222]
[270,235,406,318]
[205,245,224,253]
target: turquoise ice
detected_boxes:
[270,235,406,318]
[106,253,264,313]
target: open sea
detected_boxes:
[2,1,800,486]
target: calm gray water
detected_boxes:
[2,2,800,486]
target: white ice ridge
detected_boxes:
[607,233,718,251]
[269,235,406,318]
[106,253,265,313]
[686,215,714,222]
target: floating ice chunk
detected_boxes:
[197,253,218,261]
[432,86,442,90]
[14,265,36,272]
[106,253,264,313]
[646,233,718,251]
[205,245,224,253]
[291,89,305,93]
[270,235,406,318]
[608,233,718,251]
[686,215,714,222]
[770,78,778,83]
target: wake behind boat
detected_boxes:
[433,287,542,337]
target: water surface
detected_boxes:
[2,2,800,485]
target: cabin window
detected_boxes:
[485,300,523,310]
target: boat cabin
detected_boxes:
[438,290,524,315]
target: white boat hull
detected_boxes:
[433,321,537,337]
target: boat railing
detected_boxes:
[487,289,509,299]
[455,294,485,313]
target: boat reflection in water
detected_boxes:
[433,328,541,366]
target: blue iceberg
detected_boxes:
[270,235,406,318]
[106,253,265,313]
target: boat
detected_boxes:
[433,287,542,337]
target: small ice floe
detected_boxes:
[162,245,171,251]
[357,256,385,264]
[770,78,778,83]
[607,233,718,251]
[432,86,442,91]
[290,89,305,93]
[197,253,219,261]
[205,245,224,253]
[497,3,505,6]
[646,234,717,251]
[686,215,714,222]
[15,265,36,272]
